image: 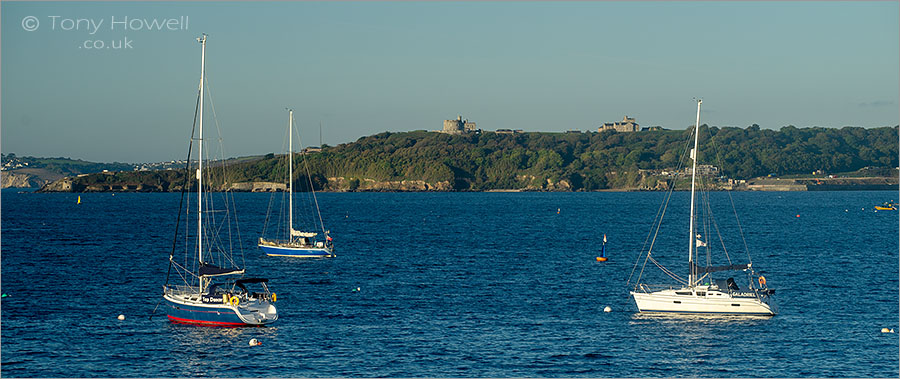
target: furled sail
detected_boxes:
[290,228,317,237]
[198,263,245,277]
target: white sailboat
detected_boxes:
[162,34,278,326]
[628,99,777,315]
[258,110,334,258]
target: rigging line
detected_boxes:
[699,176,713,267]
[294,119,327,235]
[149,300,163,320]
[705,192,734,265]
[629,130,692,284]
[627,176,672,286]
[203,74,247,270]
[163,88,201,293]
[709,129,753,265]
[263,128,292,239]
[628,127,695,287]
[648,255,687,285]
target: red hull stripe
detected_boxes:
[167,315,248,327]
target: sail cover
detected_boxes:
[290,229,317,237]
[691,262,750,274]
[199,263,245,277]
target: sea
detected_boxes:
[1,189,898,377]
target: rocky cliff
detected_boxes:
[2,171,58,188]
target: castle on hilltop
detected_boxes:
[599,116,640,132]
[441,115,478,135]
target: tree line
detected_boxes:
[228,125,899,191]
[56,125,899,191]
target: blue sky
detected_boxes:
[3,1,898,163]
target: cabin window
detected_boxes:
[696,292,706,296]
[732,304,741,306]
[675,291,692,296]
[673,301,681,304]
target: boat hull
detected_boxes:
[259,244,334,258]
[163,294,277,326]
[631,288,775,315]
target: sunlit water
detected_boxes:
[2,190,898,377]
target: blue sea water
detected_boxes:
[1,190,898,377]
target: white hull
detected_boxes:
[631,287,775,315]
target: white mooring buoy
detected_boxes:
[881,328,895,333]
[603,306,612,313]
[249,338,261,346]
[117,314,125,321]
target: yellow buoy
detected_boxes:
[77,196,81,204]
[596,257,608,262]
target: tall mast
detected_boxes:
[197,34,206,286]
[688,99,701,288]
[288,109,294,236]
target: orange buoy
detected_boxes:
[596,257,608,262]
[795,214,800,218]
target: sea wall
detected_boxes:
[326,177,453,191]
[227,182,286,192]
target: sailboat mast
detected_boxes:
[197,34,206,286]
[288,110,294,237]
[688,99,701,287]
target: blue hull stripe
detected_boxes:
[259,244,333,257]
[164,298,249,326]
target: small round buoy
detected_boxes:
[603,306,612,313]
[795,214,800,218]
[117,314,125,321]
[882,328,891,333]
[249,338,261,346]
[352,287,360,292]
[557,208,560,214]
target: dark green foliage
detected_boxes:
[48,125,899,191]
[277,126,898,190]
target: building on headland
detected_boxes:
[685,164,719,176]
[495,129,524,134]
[598,116,640,132]
[441,115,478,134]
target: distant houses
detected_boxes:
[432,113,660,135]
[685,164,720,176]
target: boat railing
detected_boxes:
[634,283,682,292]
[165,285,200,298]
